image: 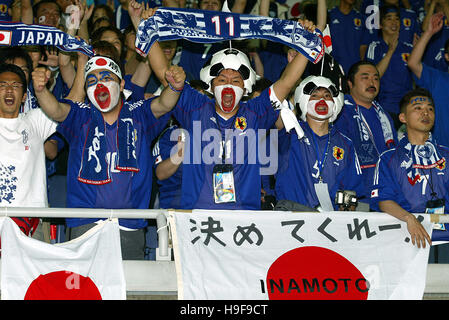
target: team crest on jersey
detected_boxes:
[354,18,361,27]
[235,116,247,131]
[401,53,410,63]
[436,158,446,170]
[402,18,411,27]
[333,146,344,161]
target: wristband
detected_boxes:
[168,82,184,93]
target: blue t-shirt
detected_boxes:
[365,39,413,114]
[153,122,183,209]
[178,40,225,80]
[334,95,398,198]
[172,83,280,210]
[414,64,449,148]
[328,7,365,74]
[362,7,420,46]
[371,136,449,215]
[57,98,171,229]
[275,122,364,209]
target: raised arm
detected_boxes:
[408,12,444,79]
[271,20,316,102]
[151,65,186,119]
[374,34,398,78]
[32,67,71,122]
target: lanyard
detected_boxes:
[310,130,331,182]
[215,113,238,164]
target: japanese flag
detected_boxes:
[0,30,12,45]
[1,217,126,300]
[322,25,332,54]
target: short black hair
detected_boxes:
[399,87,434,114]
[0,63,28,91]
[33,0,62,17]
[380,4,400,22]
[346,60,378,85]
[0,47,34,80]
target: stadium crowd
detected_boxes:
[0,0,448,260]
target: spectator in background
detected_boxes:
[334,60,398,207]
[371,88,447,249]
[408,12,449,148]
[360,0,420,58]
[420,0,449,72]
[328,0,366,74]
[115,0,132,31]
[365,4,414,128]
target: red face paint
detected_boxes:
[94,83,111,111]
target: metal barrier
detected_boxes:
[0,207,171,259]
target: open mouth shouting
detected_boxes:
[94,84,111,110]
[4,94,16,107]
[314,99,329,116]
[214,85,244,114]
[221,87,236,113]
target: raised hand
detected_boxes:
[31,67,51,93]
[165,65,186,91]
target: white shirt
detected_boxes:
[0,108,57,207]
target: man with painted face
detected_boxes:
[32,54,186,259]
[275,76,364,211]
[166,19,316,210]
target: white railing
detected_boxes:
[0,207,171,259]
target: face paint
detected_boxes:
[87,81,120,113]
[306,99,335,120]
[214,85,244,114]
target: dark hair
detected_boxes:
[251,77,273,95]
[91,40,124,76]
[33,0,62,17]
[92,16,113,33]
[88,4,115,31]
[346,60,378,85]
[0,63,28,91]
[0,47,34,80]
[90,26,125,60]
[399,87,434,114]
[379,4,400,22]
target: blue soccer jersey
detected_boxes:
[371,135,449,215]
[172,83,280,210]
[178,40,225,80]
[334,95,398,199]
[413,64,449,148]
[328,7,365,74]
[365,39,413,115]
[153,122,183,209]
[57,99,171,229]
[275,122,364,210]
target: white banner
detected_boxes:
[169,210,432,300]
[1,217,126,300]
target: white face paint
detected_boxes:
[87,81,121,113]
[306,99,335,121]
[214,84,244,114]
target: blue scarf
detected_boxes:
[400,133,446,186]
[135,7,324,64]
[78,101,138,185]
[0,22,93,56]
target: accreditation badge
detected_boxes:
[426,198,445,230]
[213,164,236,204]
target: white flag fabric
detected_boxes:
[169,210,432,300]
[1,217,126,300]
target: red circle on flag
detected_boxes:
[323,35,332,48]
[266,246,369,300]
[0,33,4,41]
[290,2,301,17]
[95,58,107,66]
[24,270,102,300]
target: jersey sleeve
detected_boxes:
[370,151,399,211]
[56,100,90,144]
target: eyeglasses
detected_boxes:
[0,82,24,91]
